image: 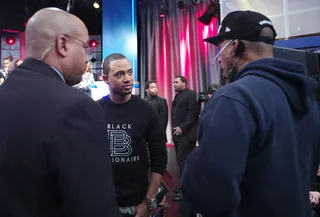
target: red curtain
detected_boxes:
[138,0,220,143]
[20,32,26,59]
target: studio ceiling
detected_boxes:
[0,0,102,34]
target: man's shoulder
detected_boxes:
[96,95,110,106]
[158,96,167,101]
[160,97,168,106]
[209,81,257,110]
[58,88,98,113]
[133,95,153,107]
[217,78,266,99]
[185,88,197,96]
[132,95,158,113]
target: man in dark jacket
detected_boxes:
[0,8,120,217]
[171,75,200,202]
[181,10,320,217]
[144,80,168,142]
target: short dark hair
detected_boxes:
[102,53,127,75]
[175,75,187,85]
[145,80,157,90]
[3,56,11,62]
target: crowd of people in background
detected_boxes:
[0,56,95,97]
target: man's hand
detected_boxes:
[135,201,149,217]
[173,127,183,135]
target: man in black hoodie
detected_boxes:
[181,10,320,217]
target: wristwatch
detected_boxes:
[144,197,157,210]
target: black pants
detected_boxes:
[173,135,196,175]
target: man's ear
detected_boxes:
[56,35,68,57]
[231,40,239,56]
[102,74,108,83]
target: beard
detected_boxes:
[224,56,242,84]
[226,67,238,84]
[150,92,157,96]
[119,87,132,96]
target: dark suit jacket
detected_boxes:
[0,59,121,217]
[172,88,200,142]
[144,95,168,141]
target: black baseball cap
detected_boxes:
[204,10,277,45]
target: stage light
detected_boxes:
[6,36,16,45]
[89,39,98,48]
[198,1,220,25]
[90,57,96,63]
[177,0,185,10]
[191,0,200,5]
[160,7,166,18]
[93,1,100,9]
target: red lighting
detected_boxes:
[160,8,166,18]
[6,36,16,45]
[24,19,29,28]
[89,39,98,48]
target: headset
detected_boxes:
[225,40,246,82]
[234,40,246,56]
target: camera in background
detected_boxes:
[198,83,222,103]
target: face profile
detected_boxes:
[173,77,186,92]
[25,8,89,86]
[55,34,89,85]
[217,40,235,80]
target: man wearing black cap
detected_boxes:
[181,10,320,217]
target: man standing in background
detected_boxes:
[171,75,200,204]
[1,56,12,79]
[144,80,169,143]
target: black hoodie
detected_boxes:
[182,58,320,217]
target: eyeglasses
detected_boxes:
[40,34,91,60]
[64,35,91,55]
[212,40,234,64]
